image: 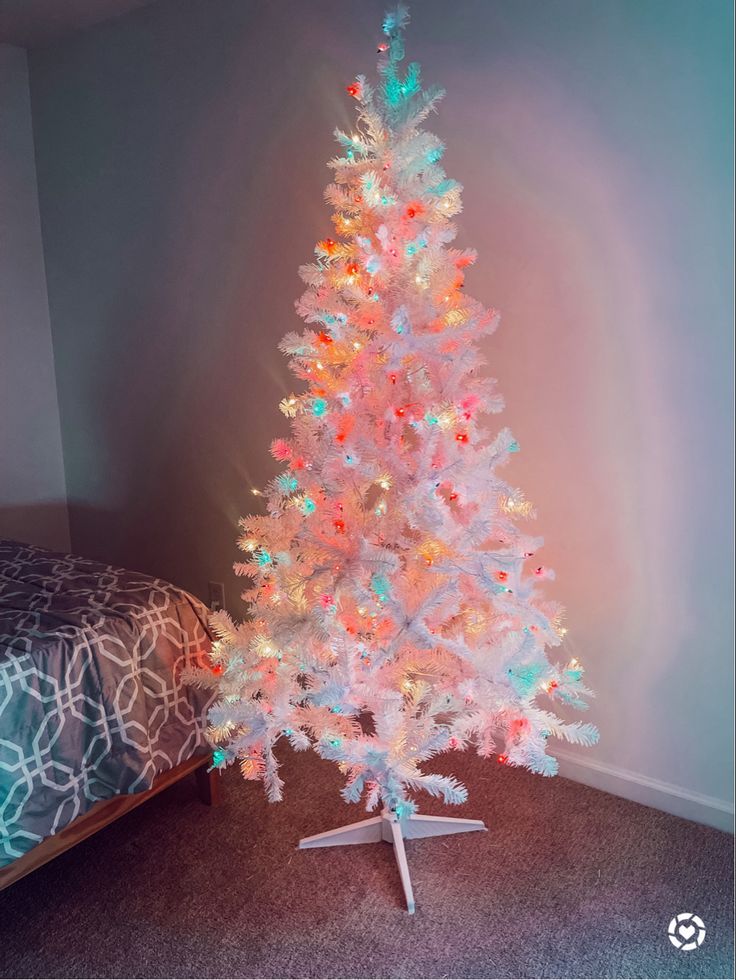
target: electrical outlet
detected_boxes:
[208,581,225,612]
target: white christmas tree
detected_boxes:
[189,4,597,911]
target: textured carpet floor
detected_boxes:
[0,748,733,979]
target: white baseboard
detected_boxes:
[555,749,735,834]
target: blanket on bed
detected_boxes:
[0,539,212,867]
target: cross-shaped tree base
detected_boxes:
[298,809,487,913]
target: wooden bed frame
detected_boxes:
[0,753,219,892]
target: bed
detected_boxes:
[0,539,216,890]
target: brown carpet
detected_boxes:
[1,747,733,979]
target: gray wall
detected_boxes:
[0,43,69,552]
[27,0,733,827]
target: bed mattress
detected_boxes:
[0,539,212,868]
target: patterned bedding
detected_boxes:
[0,539,212,868]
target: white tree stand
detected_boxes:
[298,809,487,913]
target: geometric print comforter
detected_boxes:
[0,539,213,868]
